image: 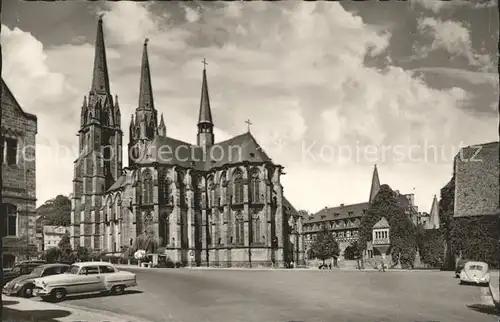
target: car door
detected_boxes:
[98,265,116,289]
[77,266,105,293]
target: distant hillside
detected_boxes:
[37,195,71,226]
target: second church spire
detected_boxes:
[91,14,110,93]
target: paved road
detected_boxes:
[49,268,497,322]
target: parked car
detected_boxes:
[3,263,70,298]
[2,261,46,286]
[455,259,470,278]
[33,261,137,302]
[459,261,490,286]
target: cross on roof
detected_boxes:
[245,119,252,132]
[201,58,208,70]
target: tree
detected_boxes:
[297,210,309,218]
[416,225,444,268]
[439,176,455,270]
[58,234,76,264]
[37,195,71,226]
[133,232,161,254]
[41,247,62,263]
[344,240,362,260]
[309,226,340,265]
[76,246,91,262]
[358,184,417,269]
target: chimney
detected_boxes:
[395,190,400,195]
[340,203,344,207]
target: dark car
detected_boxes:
[2,263,69,298]
[455,259,470,278]
[2,261,46,286]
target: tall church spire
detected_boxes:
[369,164,381,203]
[197,58,214,147]
[138,38,154,111]
[91,14,110,93]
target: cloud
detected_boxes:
[411,67,498,85]
[2,1,497,215]
[415,17,494,71]
[410,0,498,13]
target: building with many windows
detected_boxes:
[303,165,418,259]
[1,78,38,267]
[43,226,70,250]
[70,17,303,267]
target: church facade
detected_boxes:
[70,17,304,267]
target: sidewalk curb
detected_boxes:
[116,264,438,273]
[3,295,152,322]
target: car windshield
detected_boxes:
[31,267,44,276]
[11,267,21,273]
[468,265,484,271]
[67,265,80,275]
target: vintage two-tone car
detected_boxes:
[3,260,46,286]
[33,262,137,302]
[3,263,69,298]
[459,261,490,286]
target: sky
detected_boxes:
[1,0,498,214]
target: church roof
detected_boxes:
[282,196,298,216]
[107,173,128,192]
[373,217,389,229]
[204,132,272,169]
[136,131,273,170]
[304,202,369,224]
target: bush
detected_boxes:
[439,176,456,270]
[451,214,499,268]
[417,227,444,268]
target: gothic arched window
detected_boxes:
[233,170,244,204]
[234,211,244,245]
[159,172,169,204]
[252,212,261,244]
[215,184,221,207]
[249,170,260,203]
[143,170,153,204]
[207,176,214,207]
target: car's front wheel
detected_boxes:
[51,288,67,302]
[20,284,34,298]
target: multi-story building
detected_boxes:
[1,78,38,267]
[69,17,304,267]
[43,226,70,250]
[303,165,418,258]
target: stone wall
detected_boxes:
[1,79,38,261]
[454,142,499,217]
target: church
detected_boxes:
[69,17,304,267]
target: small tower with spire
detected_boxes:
[428,194,440,229]
[369,164,381,203]
[158,114,166,137]
[197,58,214,147]
[129,38,158,167]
